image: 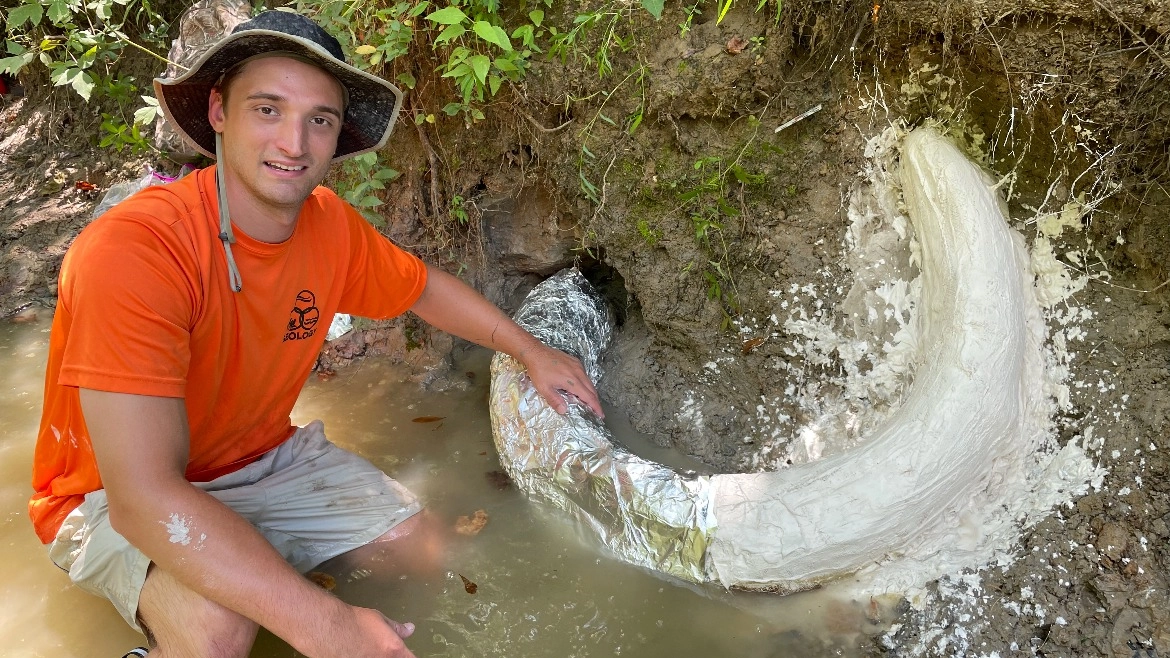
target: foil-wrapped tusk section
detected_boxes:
[488,269,718,584]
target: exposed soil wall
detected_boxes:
[3,1,1169,655]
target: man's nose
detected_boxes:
[274,118,308,157]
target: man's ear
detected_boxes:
[208,88,226,132]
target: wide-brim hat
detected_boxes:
[153,10,402,163]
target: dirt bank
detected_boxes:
[2,1,1168,655]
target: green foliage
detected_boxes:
[297,0,557,124]
[449,194,469,224]
[336,151,400,225]
[549,4,640,78]
[2,0,171,152]
[717,0,780,24]
[99,111,150,151]
[643,116,778,324]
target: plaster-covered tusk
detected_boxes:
[489,126,1094,593]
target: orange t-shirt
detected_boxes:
[29,166,427,543]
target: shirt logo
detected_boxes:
[283,289,320,342]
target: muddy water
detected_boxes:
[1,313,883,658]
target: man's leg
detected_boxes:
[47,490,263,657]
[318,509,447,579]
[237,420,439,578]
[135,564,259,658]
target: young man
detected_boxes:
[29,11,602,658]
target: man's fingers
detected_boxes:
[577,387,604,418]
[549,386,604,418]
[381,614,415,638]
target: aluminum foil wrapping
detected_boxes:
[489,269,717,584]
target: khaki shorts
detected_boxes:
[47,419,421,632]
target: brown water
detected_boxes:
[1,313,882,658]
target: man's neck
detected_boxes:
[219,175,303,244]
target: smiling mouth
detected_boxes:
[266,162,308,172]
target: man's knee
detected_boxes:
[334,510,447,576]
[138,566,259,658]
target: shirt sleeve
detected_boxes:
[57,213,195,398]
[336,202,428,319]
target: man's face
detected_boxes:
[208,56,344,223]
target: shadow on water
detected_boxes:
[1,314,884,658]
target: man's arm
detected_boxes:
[79,389,416,658]
[408,265,604,417]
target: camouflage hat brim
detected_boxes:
[154,17,402,163]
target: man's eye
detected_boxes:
[258,106,275,115]
[311,117,331,126]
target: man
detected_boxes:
[29,11,602,658]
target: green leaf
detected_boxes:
[627,112,643,135]
[396,72,416,89]
[425,6,467,25]
[7,2,44,29]
[579,172,598,201]
[360,209,385,226]
[433,22,466,46]
[71,69,95,100]
[472,21,511,51]
[77,45,98,69]
[51,65,76,86]
[488,73,501,95]
[640,0,664,19]
[47,0,70,24]
[493,57,518,72]
[0,51,35,75]
[730,163,766,185]
[599,113,616,126]
[441,102,462,115]
[440,62,470,79]
[448,46,470,63]
[373,167,400,181]
[133,104,158,125]
[529,10,543,26]
[717,0,733,22]
[468,54,489,84]
[511,24,534,48]
[89,0,112,21]
[717,197,741,217]
[358,194,383,208]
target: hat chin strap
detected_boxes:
[215,132,244,293]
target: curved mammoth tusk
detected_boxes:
[489,127,1083,592]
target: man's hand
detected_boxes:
[519,342,604,418]
[319,606,416,658]
[409,266,605,418]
